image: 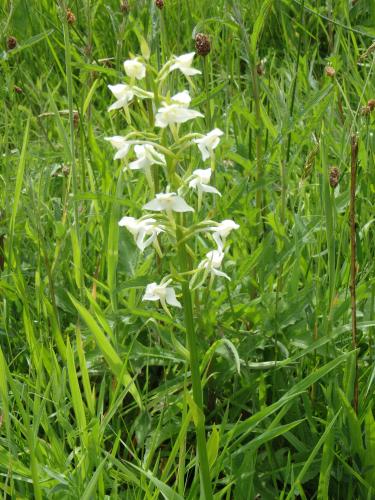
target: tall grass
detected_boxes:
[0,0,375,497]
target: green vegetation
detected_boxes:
[1,0,375,498]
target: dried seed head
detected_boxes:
[155,0,164,9]
[73,111,79,128]
[7,36,17,50]
[361,105,371,115]
[325,65,336,78]
[195,33,211,57]
[329,166,340,189]
[120,0,130,13]
[367,99,375,111]
[66,8,76,25]
[62,164,70,177]
[14,85,23,94]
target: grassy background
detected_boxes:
[1,0,375,498]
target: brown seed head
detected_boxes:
[7,36,17,50]
[120,0,130,13]
[361,105,371,116]
[62,165,70,177]
[14,86,23,94]
[329,166,340,189]
[66,8,76,25]
[325,66,336,78]
[367,99,375,111]
[73,111,79,128]
[155,0,164,9]
[195,33,211,57]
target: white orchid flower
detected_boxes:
[169,52,201,77]
[155,101,203,128]
[198,250,230,281]
[123,58,146,80]
[209,219,239,250]
[143,279,182,315]
[170,90,192,106]
[189,167,221,210]
[143,192,194,213]
[129,144,166,170]
[194,128,224,161]
[118,216,164,253]
[155,90,203,128]
[108,84,153,112]
[189,168,221,195]
[107,84,135,111]
[104,136,131,160]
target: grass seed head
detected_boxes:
[120,0,130,13]
[195,33,211,56]
[329,166,340,189]
[367,99,375,111]
[325,65,336,78]
[6,36,17,50]
[155,0,164,9]
[66,8,76,25]
[14,85,23,94]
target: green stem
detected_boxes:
[203,56,212,130]
[177,223,213,500]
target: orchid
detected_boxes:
[198,249,230,281]
[104,136,131,160]
[143,192,194,213]
[107,84,135,111]
[169,52,201,77]
[209,219,239,250]
[143,279,182,315]
[194,128,224,161]
[129,144,166,170]
[108,84,153,112]
[170,90,191,106]
[118,216,164,253]
[155,102,204,128]
[124,58,146,80]
[189,168,221,196]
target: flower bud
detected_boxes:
[329,166,340,189]
[6,36,17,50]
[325,66,336,78]
[195,33,211,56]
[155,0,164,9]
[66,8,76,25]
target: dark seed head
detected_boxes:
[120,0,130,13]
[361,105,371,115]
[367,99,375,111]
[7,36,17,50]
[195,33,211,57]
[155,0,164,9]
[14,85,23,94]
[329,166,340,189]
[66,8,76,25]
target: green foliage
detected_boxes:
[1,0,375,497]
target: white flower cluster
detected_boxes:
[105,53,239,314]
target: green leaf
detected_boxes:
[69,293,142,408]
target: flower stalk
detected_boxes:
[176,223,213,500]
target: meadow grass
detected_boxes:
[1,0,375,498]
